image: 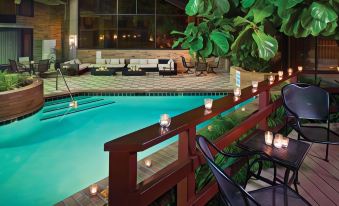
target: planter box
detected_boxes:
[230,66,276,88]
[0,79,44,122]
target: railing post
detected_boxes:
[177,126,196,206]
[108,151,137,206]
[259,89,270,130]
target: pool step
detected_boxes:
[43,98,105,113]
[44,96,92,107]
[40,100,115,121]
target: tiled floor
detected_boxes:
[43,70,235,96]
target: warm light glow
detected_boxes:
[204,98,213,110]
[122,34,126,38]
[233,87,241,101]
[127,34,131,38]
[241,107,246,111]
[69,35,77,48]
[273,134,283,148]
[288,68,293,76]
[133,34,137,38]
[30,61,34,64]
[252,81,258,92]
[99,35,104,40]
[113,34,118,40]
[160,114,171,128]
[337,66,339,72]
[149,35,154,42]
[144,159,152,167]
[298,66,303,72]
[89,184,98,195]
[278,71,283,80]
[69,101,78,108]
[207,125,213,131]
[282,137,289,148]
[265,131,273,146]
[269,75,275,84]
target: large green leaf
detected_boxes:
[210,31,230,54]
[185,0,201,16]
[231,25,252,51]
[274,0,303,20]
[280,8,310,37]
[252,30,278,61]
[213,0,230,16]
[184,23,198,36]
[190,36,204,51]
[199,37,213,57]
[241,0,255,9]
[247,1,274,23]
[321,21,338,36]
[172,37,184,48]
[310,2,338,24]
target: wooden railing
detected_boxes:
[104,71,338,206]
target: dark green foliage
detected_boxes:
[172,0,339,70]
[0,72,31,92]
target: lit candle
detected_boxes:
[89,184,98,195]
[282,137,289,148]
[160,114,171,128]
[269,75,275,84]
[265,131,273,146]
[273,134,283,149]
[252,81,258,93]
[337,66,339,72]
[288,68,293,76]
[204,98,213,110]
[278,71,283,80]
[144,159,152,167]
[233,87,241,101]
[298,66,303,72]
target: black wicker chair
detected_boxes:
[37,59,50,77]
[282,83,339,161]
[8,59,31,74]
[181,56,194,74]
[196,135,311,206]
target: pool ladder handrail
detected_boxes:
[56,68,78,108]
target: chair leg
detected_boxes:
[325,144,329,162]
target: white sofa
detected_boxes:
[61,58,90,75]
[128,59,159,72]
[90,58,125,69]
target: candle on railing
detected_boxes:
[278,71,283,80]
[159,114,171,128]
[288,68,293,76]
[89,184,99,195]
[282,137,289,148]
[298,66,303,72]
[273,134,283,148]
[233,87,241,101]
[144,159,152,167]
[252,81,258,92]
[268,75,275,84]
[337,66,339,72]
[204,98,213,110]
[265,131,273,146]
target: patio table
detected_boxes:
[238,130,310,193]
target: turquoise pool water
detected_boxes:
[0,95,228,206]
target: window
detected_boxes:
[78,0,187,49]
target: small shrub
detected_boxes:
[0,72,31,92]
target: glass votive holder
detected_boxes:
[278,71,283,79]
[269,75,275,84]
[273,134,283,149]
[144,159,152,167]
[233,87,241,101]
[89,184,99,195]
[298,66,303,72]
[159,114,171,128]
[265,131,273,146]
[204,98,213,110]
[282,137,289,148]
[252,81,258,92]
[337,66,339,72]
[288,68,293,76]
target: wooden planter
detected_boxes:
[0,78,44,122]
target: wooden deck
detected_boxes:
[247,128,339,206]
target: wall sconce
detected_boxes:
[69,35,77,48]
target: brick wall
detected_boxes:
[77,49,192,72]
[16,3,65,61]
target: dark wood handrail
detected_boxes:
[104,71,338,206]
[104,72,299,152]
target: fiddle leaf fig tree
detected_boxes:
[172,0,339,71]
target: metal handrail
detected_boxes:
[56,68,77,108]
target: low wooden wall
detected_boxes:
[0,79,44,122]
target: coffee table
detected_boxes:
[90,68,116,76]
[122,69,146,76]
[238,130,310,193]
